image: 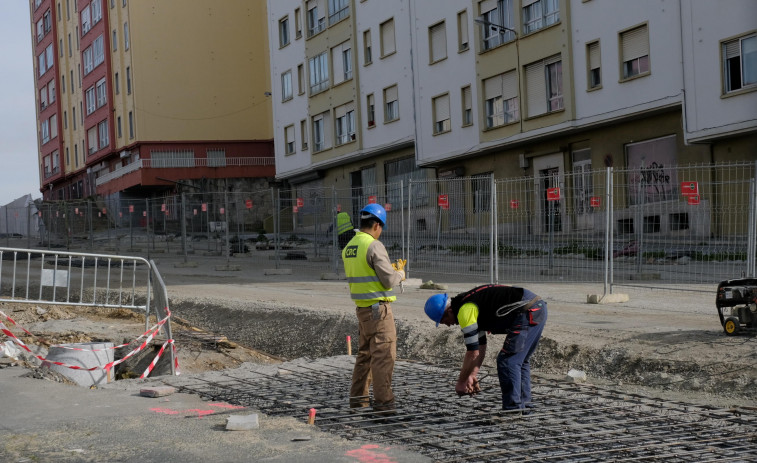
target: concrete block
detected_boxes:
[264,268,293,275]
[226,413,260,431]
[214,265,241,271]
[586,293,630,304]
[140,386,176,398]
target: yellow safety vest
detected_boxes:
[342,232,396,306]
[337,212,353,235]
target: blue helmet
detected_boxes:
[360,203,387,227]
[424,293,449,327]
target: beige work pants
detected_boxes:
[350,301,396,409]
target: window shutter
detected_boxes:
[381,19,396,55]
[463,86,472,111]
[285,125,294,141]
[526,60,546,117]
[622,25,649,61]
[459,11,468,46]
[434,94,450,122]
[332,44,344,83]
[502,70,517,99]
[335,104,348,119]
[385,85,398,102]
[523,0,539,7]
[430,22,447,62]
[484,75,501,99]
[479,0,497,14]
[724,39,740,59]
[588,42,600,69]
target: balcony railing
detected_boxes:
[329,6,349,25]
[95,157,275,187]
[43,166,60,179]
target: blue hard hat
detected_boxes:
[360,203,387,227]
[424,293,449,327]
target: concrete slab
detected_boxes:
[140,386,176,398]
[226,413,260,431]
[586,293,630,304]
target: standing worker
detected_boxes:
[424,285,547,412]
[336,211,357,249]
[342,203,406,413]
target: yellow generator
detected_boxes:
[716,278,757,335]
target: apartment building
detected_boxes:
[30,0,275,203]
[268,0,756,237]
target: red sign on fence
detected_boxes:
[368,196,377,204]
[142,211,147,217]
[296,197,304,208]
[220,207,225,215]
[438,194,449,209]
[337,204,342,212]
[293,206,299,213]
[129,205,134,213]
[687,195,700,205]
[193,209,197,216]
[590,196,601,207]
[245,199,253,209]
[384,203,392,212]
[681,181,698,196]
[547,187,561,201]
[102,208,106,214]
[201,203,207,212]
[510,199,519,209]
[161,203,166,212]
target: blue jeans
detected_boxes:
[496,300,547,410]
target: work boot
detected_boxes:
[372,401,397,416]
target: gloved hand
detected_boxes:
[391,259,407,271]
[397,269,406,281]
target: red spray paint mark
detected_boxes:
[344,444,398,463]
[150,407,216,417]
[150,408,180,415]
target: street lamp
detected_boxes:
[474,18,522,132]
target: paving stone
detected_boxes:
[226,413,260,431]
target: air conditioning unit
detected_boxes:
[119,150,130,158]
[350,133,356,140]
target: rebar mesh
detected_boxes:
[167,358,757,462]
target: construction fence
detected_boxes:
[19,161,757,293]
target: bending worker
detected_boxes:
[424,285,547,411]
[342,204,405,413]
[336,211,357,249]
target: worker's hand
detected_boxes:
[456,376,479,397]
[391,259,407,271]
[397,269,406,281]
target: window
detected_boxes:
[86,86,96,114]
[81,5,91,34]
[366,93,375,127]
[380,18,396,57]
[472,173,493,212]
[429,21,447,63]
[307,0,325,37]
[620,24,649,79]
[723,34,756,93]
[41,119,50,144]
[36,18,44,43]
[461,85,472,126]
[385,156,430,206]
[126,66,131,94]
[281,70,293,101]
[98,119,109,148]
[62,74,66,94]
[72,106,76,129]
[38,52,45,77]
[112,30,117,51]
[480,0,515,50]
[49,114,57,140]
[308,52,329,94]
[93,35,104,67]
[87,126,97,154]
[312,113,326,152]
[48,80,56,104]
[297,64,304,94]
[117,116,122,138]
[384,85,399,122]
[124,22,129,50]
[279,16,290,47]
[96,77,107,108]
[484,71,518,128]
[328,0,349,25]
[285,125,295,154]
[335,103,355,145]
[457,10,469,51]
[432,94,450,134]
[40,87,48,110]
[669,213,689,231]
[208,149,226,167]
[91,0,102,24]
[295,8,302,38]
[332,41,352,85]
[587,41,601,89]
[525,56,562,117]
[522,0,559,34]
[114,72,119,94]
[128,111,134,139]
[83,46,94,74]
[64,111,68,129]
[363,30,372,65]
[300,119,308,149]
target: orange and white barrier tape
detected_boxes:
[0,308,179,377]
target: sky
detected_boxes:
[0,2,41,205]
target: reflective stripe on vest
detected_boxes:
[342,231,396,306]
[337,212,353,235]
